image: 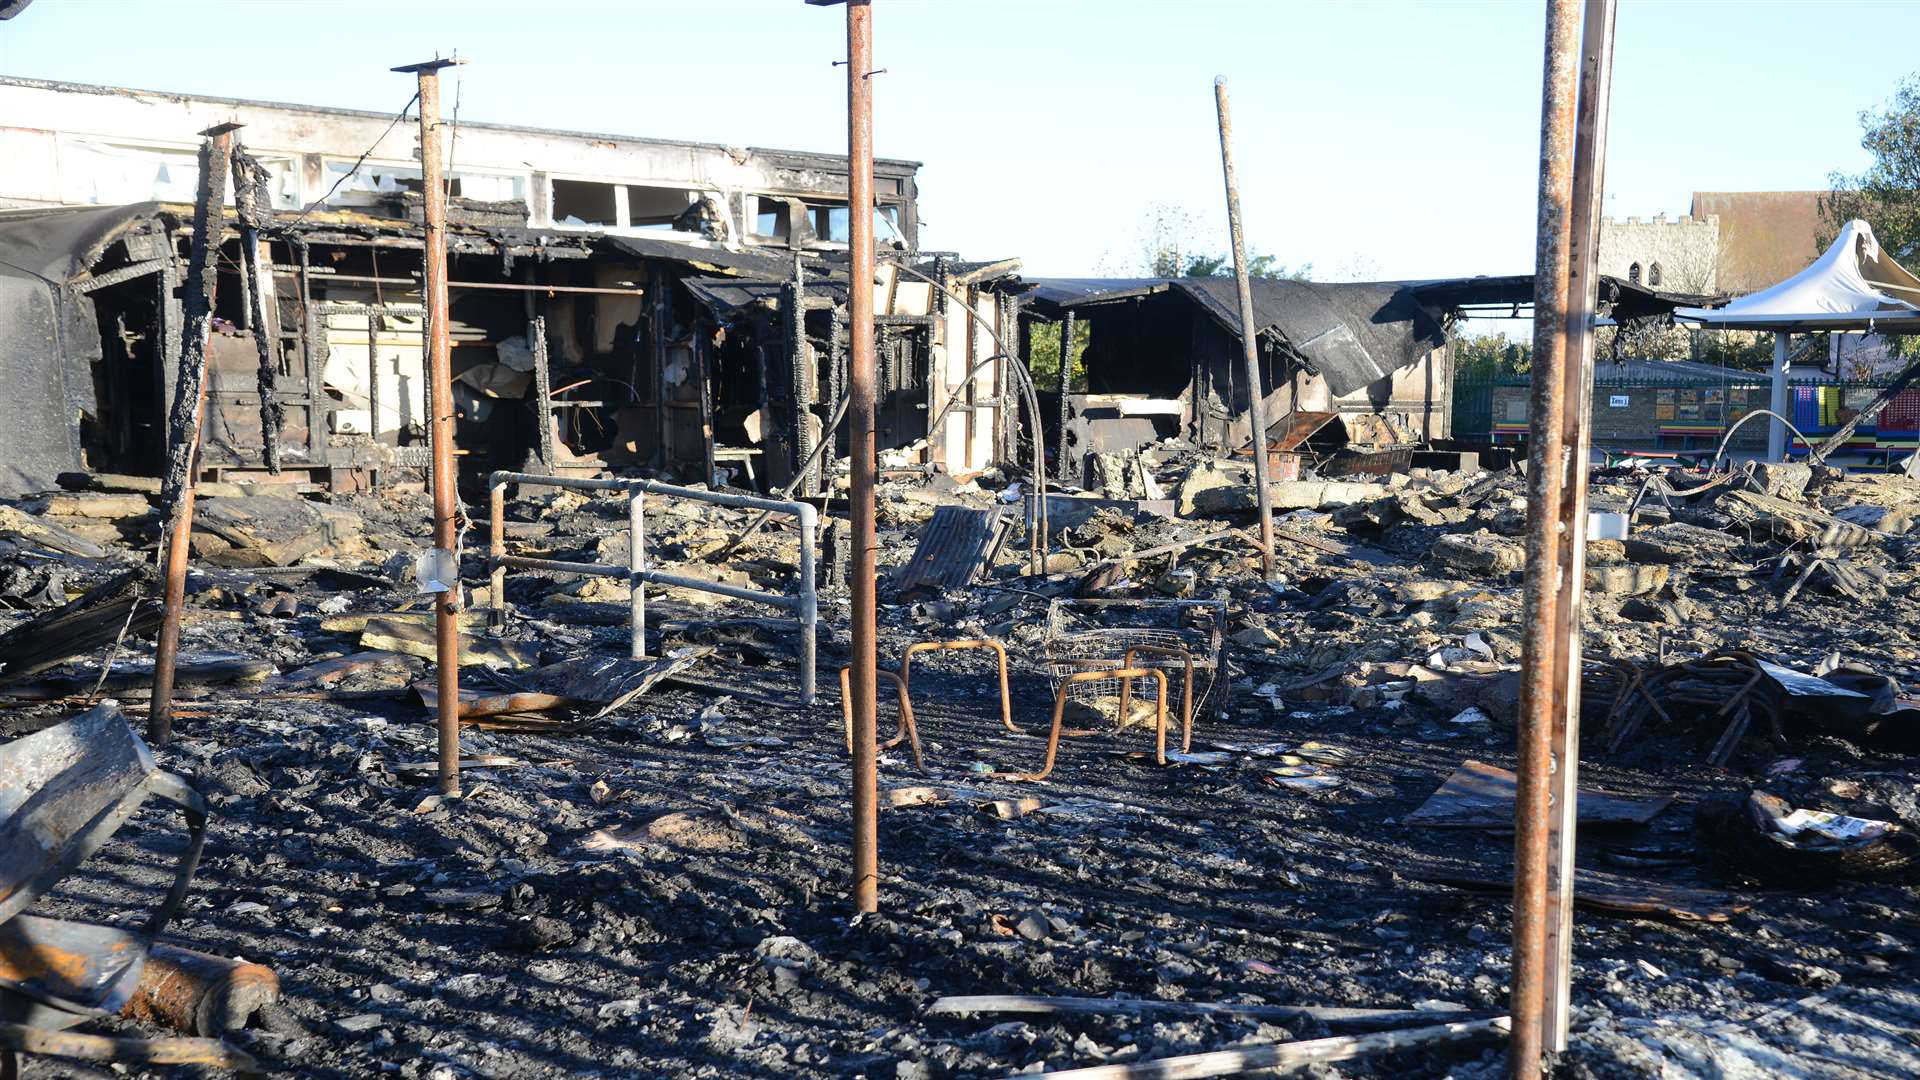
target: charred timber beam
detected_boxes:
[150,122,237,748]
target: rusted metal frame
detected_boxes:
[1213,77,1275,581]
[894,639,1019,765]
[149,124,236,749]
[1001,667,1168,782]
[1056,309,1076,482]
[394,56,468,798]
[839,667,920,770]
[486,470,818,703]
[844,0,882,915]
[1120,644,1196,755]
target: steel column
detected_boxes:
[1213,78,1275,579]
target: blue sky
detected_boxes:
[2,0,1912,285]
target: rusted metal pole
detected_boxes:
[395,56,466,797]
[1212,78,1275,579]
[1545,0,1616,1051]
[844,0,881,914]
[149,123,237,748]
[1512,1,1614,1075]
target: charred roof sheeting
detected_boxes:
[1027,276,1448,398]
[0,203,164,493]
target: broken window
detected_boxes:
[1649,262,1663,287]
[753,197,793,241]
[61,138,297,208]
[320,162,525,207]
[626,184,723,236]
[1628,262,1642,285]
[551,178,620,227]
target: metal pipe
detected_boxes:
[1543,0,1615,1052]
[797,501,819,705]
[485,470,818,703]
[269,269,645,296]
[844,0,881,916]
[395,55,467,798]
[1511,4,1581,1077]
[150,124,237,748]
[1057,310,1076,483]
[1213,78,1275,580]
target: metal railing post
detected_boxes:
[489,475,507,620]
[797,501,818,705]
[629,490,647,661]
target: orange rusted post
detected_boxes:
[394,56,466,797]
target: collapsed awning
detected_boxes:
[1674,219,1920,332]
[1026,276,1446,397]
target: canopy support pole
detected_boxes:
[1768,331,1790,462]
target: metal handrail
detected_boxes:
[486,471,818,703]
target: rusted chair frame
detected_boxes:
[838,667,923,771]
[998,667,1167,782]
[1119,644,1196,754]
[900,639,1019,735]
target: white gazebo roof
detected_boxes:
[1674,219,1920,331]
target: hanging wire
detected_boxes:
[275,90,421,234]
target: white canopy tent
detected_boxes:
[1674,219,1920,460]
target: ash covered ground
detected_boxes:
[6,456,1920,1078]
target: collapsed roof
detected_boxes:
[1025,277,1446,398]
[1028,273,1710,398]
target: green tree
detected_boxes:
[1451,331,1531,378]
[1028,317,1090,391]
[1819,74,1920,260]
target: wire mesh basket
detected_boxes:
[1042,598,1228,728]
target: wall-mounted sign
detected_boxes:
[1608,394,1630,408]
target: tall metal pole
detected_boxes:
[1545,0,1615,1051]
[843,0,881,914]
[1511,2,1613,1075]
[395,56,466,798]
[1213,77,1275,579]
[150,123,238,748]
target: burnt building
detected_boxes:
[0,77,1024,496]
